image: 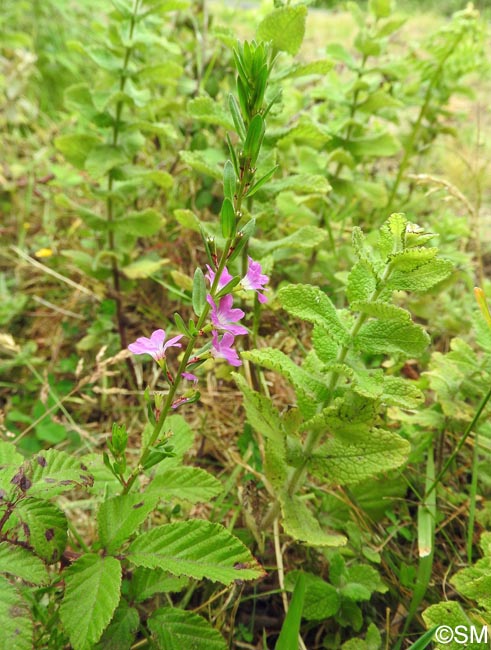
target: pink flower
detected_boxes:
[128,329,183,362]
[181,371,198,384]
[211,331,241,367]
[241,257,269,303]
[205,264,233,291]
[206,294,247,336]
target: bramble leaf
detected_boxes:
[148,607,227,650]
[147,467,223,503]
[0,542,49,585]
[16,498,67,563]
[60,554,122,650]
[0,576,33,650]
[98,494,157,553]
[127,521,264,584]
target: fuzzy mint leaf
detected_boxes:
[278,284,349,345]
[98,494,157,553]
[148,607,227,650]
[347,261,378,303]
[280,495,347,547]
[127,521,264,585]
[60,554,122,650]
[354,320,430,357]
[0,576,33,650]
[350,301,411,322]
[234,373,285,445]
[423,601,485,650]
[257,5,307,56]
[16,498,67,563]
[0,541,49,585]
[241,348,327,403]
[309,428,409,485]
[146,467,223,503]
[382,377,424,408]
[387,258,453,293]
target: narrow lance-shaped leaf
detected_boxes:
[223,160,236,202]
[192,268,207,317]
[243,114,265,167]
[220,198,236,239]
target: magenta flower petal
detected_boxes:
[128,329,182,362]
[211,331,241,367]
[241,257,269,302]
[182,371,198,384]
[205,264,234,290]
[207,294,247,336]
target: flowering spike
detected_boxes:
[211,331,241,367]
[241,256,269,303]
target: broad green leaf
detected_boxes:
[280,495,347,547]
[0,542,48,585]
[0,441,23,495]
[275,573,305,650]
[312,326,338,362]
[264,439,289,490]
[0,576,33,650]
[64,83,97,119]
[180,151,222,180]
[131,568,188,602]
[234,374,284,445]
[378,213,407,259]
[55,134,100,169]
[278,284,349,345]
[350,301,411,322]
[86,46,121,71]
[283,59,334,79]
[309,429,409,485]
[98,494,157,553]
[113,209,164,236]
[352,369,384,399]
[268,174,331,195]
[148,607,227,650]
[254,226,327,256]
[369,0,392,19]
[354,320,430,356]
[241,348,326,401]
[387,259,454,293]
[343,132,400,158]
[382,377,423,408]
[389,247,439,271]
[127,521,264,584]
[60,554,122,650]
[16,498,67,563]
[122,256,167,279]
[95,600,139,650]
[347,261,377,303]
[285,571,340,621]
[275,118,330,148]
[159,415,195,467]
[85,144,127,177]
[257,5,307,56]
[188,97,233,131]
[147,467,223,503]
[29,449,93,497]
[422,601,485,650]
[451,556,491,610]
